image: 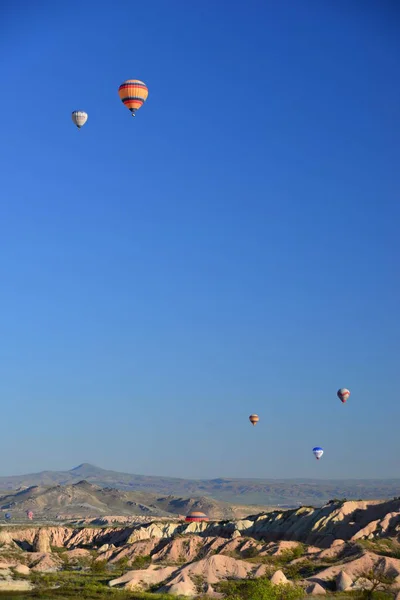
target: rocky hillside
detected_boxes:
[0,463,399,505]
[0,480,268,520]
[0,498,400,596]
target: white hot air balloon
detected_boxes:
[313,447,324,460]
[72,110,88,129]
[337,388,350,404]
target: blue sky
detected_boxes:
[0,0,399,480]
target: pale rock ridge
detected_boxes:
[0,499,399,554]
[0,580,33,591]
[109,565,178,589]
[306,551,400,586]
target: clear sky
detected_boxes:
[0,0,399,480]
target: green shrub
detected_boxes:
[114,556,130,571]
[218,575,304,600]
[130,554,152,570]
[90,559,108,574]
[279,544,306,563]
[242,546,260,559]
[51,545,67,554]
[284,558,323,580]
[357,538,400,559]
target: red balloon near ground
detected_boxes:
[185,511,209,522]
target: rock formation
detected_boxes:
[1,498,400,596]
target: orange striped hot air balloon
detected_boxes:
[118,79,148,117]
[249,414,259,426]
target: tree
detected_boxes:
[90,558,108,574]
[357,561,396,599]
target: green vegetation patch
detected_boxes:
[18,570,176,600]
[217,575,304,600]
[357,538,400,559]
[244,544,307,566]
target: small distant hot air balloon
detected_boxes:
[313,447,324,460]
[4,512,11,521]
[337,388,350,403]
[185,511,209,523]
[249,414,259,426]
[118,79,148,117]
[71,111,88,129]
[26,510,33,520]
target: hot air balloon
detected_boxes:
[71,111,88,129]
[4,512,11,521]
[249,414,259,426]
[26,510,33,520]
[118,80,148,117]
[337,388,350,403]
[185,511,209,523]
[313,447,324,460]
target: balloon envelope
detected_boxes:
[313,447,324,460]
[71,111,88,129]
[185,511,208,522]
[118,79,148,115]
[337,388,350,403]
[249,414,259,426]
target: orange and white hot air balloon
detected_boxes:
[337,388,350,404]
[249,414,259,426]
[118,79,148,117]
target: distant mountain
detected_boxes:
[0,463,399,506]
[0,480,243,519]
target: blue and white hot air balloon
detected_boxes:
[313,447,324,460]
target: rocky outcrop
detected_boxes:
[30,553,62,572]
[87,498,400,548]
[109,565,178,590]
[152,535,203,563]
[336,570,353,591]
[270,570,289,585]
[306,551,400,586]
[0,580,33,591]
[158,554,255,595]
[306,582,326,595]
[0,561,33,592]
[1,498,400,597]
[109,554,256,593]
[34,528,51,553]
[160,574,197,597]
[14,564,30,575]
[108,539,160,564]
[1,499,399,554]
